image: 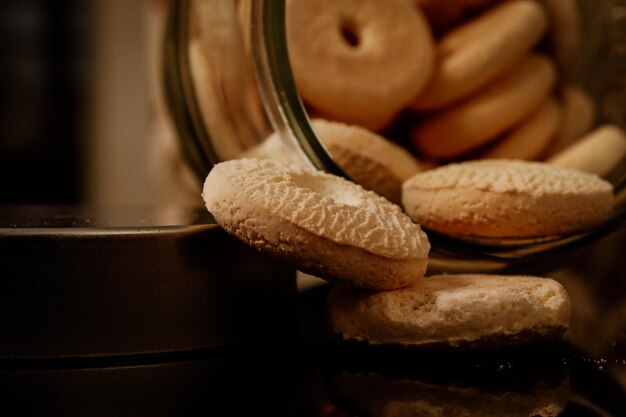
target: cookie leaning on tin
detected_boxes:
[203,158,430,290]
[327,274,572,348]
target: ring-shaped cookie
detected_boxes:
[413,0,548,111]
[204,158,430,290]
[286,0,435,130]
[412,54,557,160]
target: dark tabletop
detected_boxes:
[0,206,625,416]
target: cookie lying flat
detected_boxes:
[327,274,572,348]
[203,158,430,290]
[312,119,422,204]
[402,159,614,238]
[547,124,626,177]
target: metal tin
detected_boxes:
[0,206,296,360]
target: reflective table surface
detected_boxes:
[0,207,625,416]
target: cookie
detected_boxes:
[286,0,435,130]
[548,85,596,155]
[413,0,548,111]
[203,158,430,290]
[412,54,557,160]
[479,97,562,160]
[311,119,422,204]
[327,274,572,348]
[402,159,614,238]
[547,124,626,177]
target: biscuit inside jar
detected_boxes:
[279,0,622,240]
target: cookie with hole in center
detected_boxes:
[286,0,435,130]
[203,158,430,290]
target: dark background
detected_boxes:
[0,0,89,204]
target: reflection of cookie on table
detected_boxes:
[327,370,569,417]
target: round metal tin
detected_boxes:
[0,206,296,360]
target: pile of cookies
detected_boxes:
[202,157,596,348]
[284,0,626,182]
[199,0,626,349]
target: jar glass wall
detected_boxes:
[164,0,626,269]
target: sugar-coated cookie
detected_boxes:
[311,119,422,204]
[327,274,572,348]
[479,97,562,160]
[402,159,614,238]
[413,55,557,160]
[204,158,430,290]
[548,124,626,177]
[286,0,435,130]
[413,0,548,111]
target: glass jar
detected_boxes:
[163,0,626,271]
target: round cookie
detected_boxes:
[412,54,557,160]
[479,97,562,160]
[312,118,422,204]
[401,159,614,238]
[412,0,548,111]
[286,0,435,131]
[547,124,626,177]
[203,158,430,290]
[327,274,572,348]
